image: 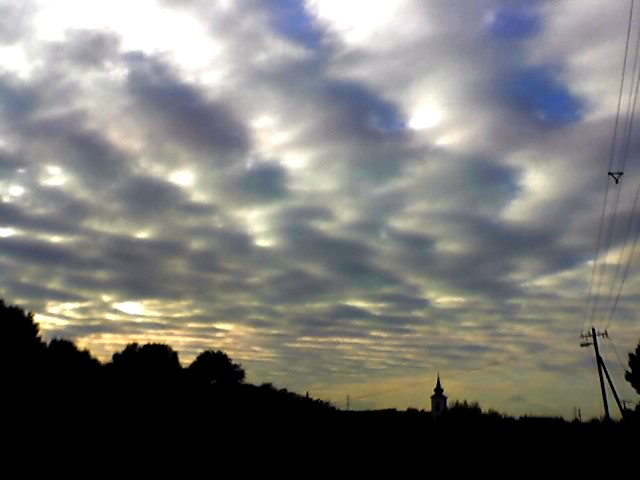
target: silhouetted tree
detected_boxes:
[626,340,640,397]
[188,350,245,386]
[110,342,182,386]
[44,338,103,412]
[444,400,483,422]
[46,338,101,383]
[1,299,46,385]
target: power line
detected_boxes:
[607,335,629,373]
[593,17,640,328]
[583,0,637,333]
[619,17,640,173]
[600,24,640,329]
[604,182,640,329]
[589,179,624,327]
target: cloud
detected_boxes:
[113,174,198,219]
[125,53,250,161]
[0,74,40,120]
[0,236,87,267]
[0,2,33,45]
[24,113,132,189]
[0,196,89,235]
[4,280,87,303]
[231,162,289,203]
[46,30,122,68]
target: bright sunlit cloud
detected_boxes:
[169,170,195,187]
[113,301,145,316]
[42,166,66,186]
[0,45,33,78]
[309,0,403,45]
[8,185,25,197]
[35,0,219,70]
[434,296,467,308]
[251,115,277,130]
[408,108,442,130]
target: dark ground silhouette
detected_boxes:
[2,298,638,459]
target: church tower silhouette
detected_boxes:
[431,374,447,419]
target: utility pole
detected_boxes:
[580,328,625,419]
[346,395,350,411]
[573,407,583,422]
[592,327,609,420]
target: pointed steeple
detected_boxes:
[430,373,447,419]
[433,373,444,396]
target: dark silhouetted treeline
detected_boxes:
[1,299,334,429]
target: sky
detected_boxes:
[0,0,639,419]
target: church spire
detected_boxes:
[430,373,447,419]
[434,373,444,395]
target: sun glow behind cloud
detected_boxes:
[408,107,442,130]
[169,170,195,187]
[113,301,145,316]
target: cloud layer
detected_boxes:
[0,0,639,418]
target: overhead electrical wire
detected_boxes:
[582,0,637,333]
[601,145,639,329]
[600,18,640,329]
[604,181,640,329]
[589,5,640,329]
[606,334,629,374]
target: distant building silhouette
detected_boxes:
[431,374,447,419]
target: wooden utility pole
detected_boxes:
[580,328,625,419]
[592,327,610,419]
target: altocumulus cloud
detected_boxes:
[0,0,638,418]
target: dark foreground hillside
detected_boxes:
[2,298,638,464]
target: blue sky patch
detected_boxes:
[508,66,584,125]
[492,7,541,40]
[266,0,324,51]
